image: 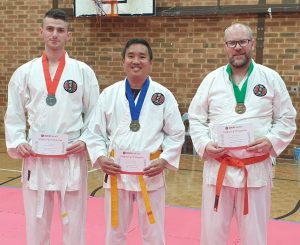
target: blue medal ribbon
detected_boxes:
[125,77,150,122]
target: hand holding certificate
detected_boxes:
[217,123,254,149]
[32,133,68,157]
[115,149,150,175]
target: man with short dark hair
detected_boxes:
[189,23,296,245]
[86,38,185,245]
[5,9,99,245]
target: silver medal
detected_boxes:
[46,95,57,106]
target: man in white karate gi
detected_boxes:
[4,9,99,245]
[188,23,296,245]
[86,38,185,245]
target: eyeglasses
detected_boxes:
[225,39,251,48]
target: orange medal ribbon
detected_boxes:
[42,52,66,105]
[214,154,269,215]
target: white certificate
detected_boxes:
[217,124,254,149]
[32,133,68,157]
[115,149,150,174]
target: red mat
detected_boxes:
[0,187,299,244]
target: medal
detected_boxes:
[42,51,66,106]
[235,103,246,114]
[126,77,150,133]
[226,61,254,115]
[130,120,140,132]
[46,94,57,106]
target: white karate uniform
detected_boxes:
[86,77,185,245]
[5,53,99,245]
[188,60,296,245]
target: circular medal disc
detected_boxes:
[46,95,57,106]
[130,120,140,132]
[235,103,246,114]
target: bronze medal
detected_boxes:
[130,120,140,132]
[227,62,254,116]
[46,94,57,106]
[235,103,246,114]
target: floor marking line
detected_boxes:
[274,200,300,220]
[0,168,21,173]
[90,186,103,196]
[0,175,21,185]
[88,168,100,173]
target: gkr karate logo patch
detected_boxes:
[63,80,77,93]
[253,84,267,97]
[151,93,165,105]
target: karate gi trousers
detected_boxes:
[22,180,87,245]
[104,187,166,245]
[201,183,271,245]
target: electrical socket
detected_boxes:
[290,86,298,93]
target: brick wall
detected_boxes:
[157,0,299,7]
[0,0,299,158]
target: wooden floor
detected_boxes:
[0,151,299,223]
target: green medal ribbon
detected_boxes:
[226,61,254,104]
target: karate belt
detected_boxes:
[109,149,161,228]
[214,153,269,215]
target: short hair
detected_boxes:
[224,23,253,41]
[44,9,68,23]
[121,38,153,61]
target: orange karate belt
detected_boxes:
[109,149,161,228]
[214,153,269,215]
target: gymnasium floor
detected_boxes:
[0,147,299,243]
[1,152,298,220]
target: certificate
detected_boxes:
[32,133,68,157]
[115,149,150,174]
[216,124,254,149]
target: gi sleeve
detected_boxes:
[266,71,296,156]
[78,65,100,143]
[188,73,215,158]
[4,67,30,159]
[160,91,185,171]
[85,91,109,167]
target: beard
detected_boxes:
[229,53,251,68]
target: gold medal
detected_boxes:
[130,120,140,132]
[235,103,246,114]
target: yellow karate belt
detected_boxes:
[109,149,161,228]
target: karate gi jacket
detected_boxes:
[5,53,99,191]
[86,77,185,191]
[189,60,296,188]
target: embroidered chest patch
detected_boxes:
[151,93,165,105]
[63,80,77,93]
[253,84,267,97]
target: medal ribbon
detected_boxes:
[226,61,254,103]
[42,51,66,96]
[125,77,150,122]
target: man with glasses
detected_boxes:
[188,23,296,245]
